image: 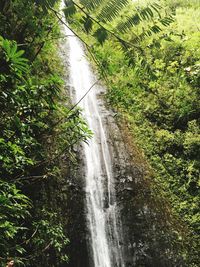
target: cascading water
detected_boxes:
[61,4,125,267]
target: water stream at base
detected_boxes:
[61,4,125,267]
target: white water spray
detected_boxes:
[61,4,124,267]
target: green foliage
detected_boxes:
[95,0,129,22]
[93,27,108,45]
[0,181,30,260]
[64,0,77,18]
[79,0,105,11]
[74,0,200,265]
[35,0,59,12]
[0,37,28,77]
[0,0,91,266]
[29,210,69,265]
[64,0,174,47]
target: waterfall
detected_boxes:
[61,5,125,267]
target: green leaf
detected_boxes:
[97,0,129,22]
[82,16,93,33]
[35,0,58,12]
[64,0,77,18]
[93,27,108,45]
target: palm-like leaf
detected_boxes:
[63,0,174,73]
[79,0,105,12]
[1,38,28,76]
[66,0,174,45]
[96,0,129,22]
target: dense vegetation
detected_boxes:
[65,0,200,266]
[1,0,199,266]
[0,0,90,266]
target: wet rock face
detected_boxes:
[106,117,185,267]
[65,98,184,267]
[63,154,89,267]
[59,27,184,266]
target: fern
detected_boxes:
[64,0,77,18]
[116,12,144,33]
[79,0,106,12]
[82,15,93,33]
[67,1,174,45]
[159,15,174,26]
[96,0,129,22]
[116,3,162,33]
[35,0,58,12]
[93,27,108,44]
[64,0,174,72]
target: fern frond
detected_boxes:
[64,0,77,18]
[93,27,108,44]
[159,15,174,26]
[96,0,129,22]
[65,0,174,55]
[82,15,93,33]
[116,3,161,33]
[35,0,58,12]
[116,13,142,33]
[132,24,163,43]
[150,3,162,16]
[79,0,106,12]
